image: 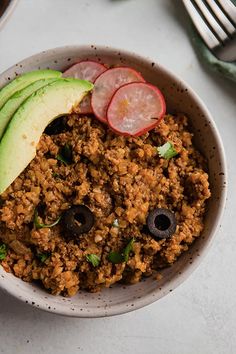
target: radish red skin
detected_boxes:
[91,66,145,123]
[106,82,166,137]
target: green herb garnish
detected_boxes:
[56,144,73,165]
[0,244,7,260]
[123,237,135,262]
[108,252,124,264]
[112,219,119,228]
[37,253,50,263]
[157,142,178,159]
[52,172,60,178]
[86,254,100,267]
[108,238,135,264]
[34,209,61,229]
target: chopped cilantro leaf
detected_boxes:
[108,238,136,264]
[123,238,135,262]
[34,209,61,229]
[112,219,119,228]
[0,244,7,260]
[56,144,73,165]
[86,254,100,267]
[37,253,50,263]
[108,252,124,264]
[157,142,178,159]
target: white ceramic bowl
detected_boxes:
[0,46,227,317]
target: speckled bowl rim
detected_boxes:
[0,0,18,30]
[0,45,227,317]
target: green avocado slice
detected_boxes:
[0,78,61,139]
[0,78,93,194]
[0,69,62,109]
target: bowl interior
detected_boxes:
[0,46,226,317]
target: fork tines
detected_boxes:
[183,0,236,50]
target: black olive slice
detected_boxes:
[44,116,70,135]
[63,205,94,237]
[147,208,176,239]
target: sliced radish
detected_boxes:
[63,60,107,114]
[76,94,92,114]
[91,67,145,123]
[63,60,107,81]
[107,82,166,137]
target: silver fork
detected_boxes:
[182,0,236,62]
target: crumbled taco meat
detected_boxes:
[0,114,210,296]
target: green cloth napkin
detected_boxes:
[190,0,236,83]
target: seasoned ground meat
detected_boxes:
[0,113,211,296]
